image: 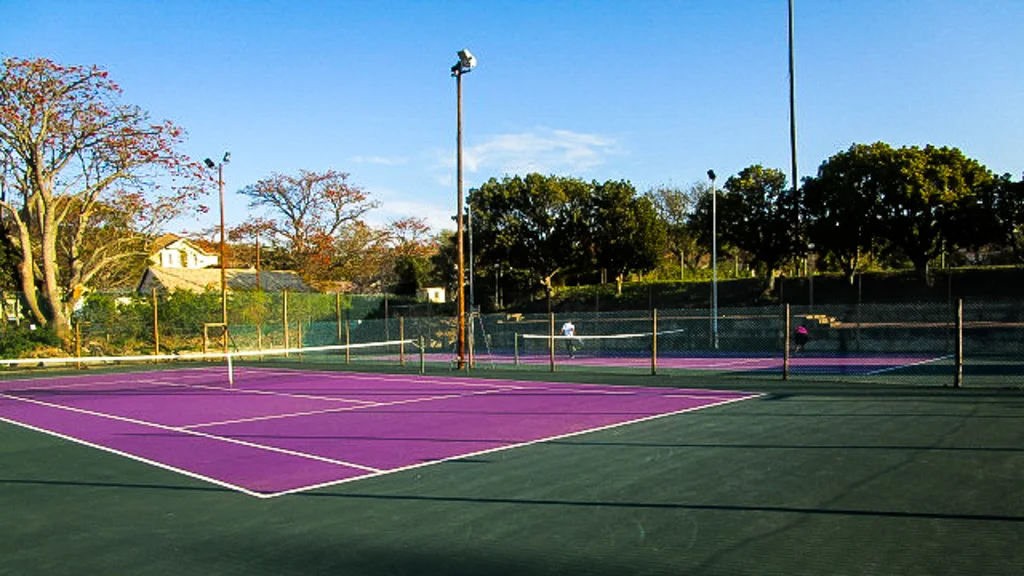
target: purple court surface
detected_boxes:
[427,352,943,374]
[0,368,759,497]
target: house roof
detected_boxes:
[137,267,314,294]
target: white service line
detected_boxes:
[262,391,766,498]
[184,385,519,429]
[148,379,378,405]
[865,354,953,375]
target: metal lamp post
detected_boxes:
[204,152,231,353]
[708,169,718,349]
[451,48,476,370]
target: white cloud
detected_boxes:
[363,185,454,232]
[349,155,409,166]
[429,127,620,186]
[467,128,618,176]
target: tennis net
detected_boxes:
[0,339,417,394]
[517,329,688,367]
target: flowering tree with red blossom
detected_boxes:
[0,57,207,340]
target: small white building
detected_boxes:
[150,234,219,269]
[417,286,446,304]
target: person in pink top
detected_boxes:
[794,324,810,353]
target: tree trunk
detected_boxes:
[9,212,46,326]
[912,257,934,287]
[40,199,71,340]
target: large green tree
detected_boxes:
[873,145,993,283]
[470,174,589,299]
[588,180,666,294]
[989,174,1024,262]
[716,165,799,291]
[803,143,888,284]
[0,57,205,339]
[645,183,707,278]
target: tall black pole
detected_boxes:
[455,67,466,370]
[788,0,799,202]
[218,162,228,355]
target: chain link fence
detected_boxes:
[2,289,1021,389]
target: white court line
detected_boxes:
[0,392,382,474]
[0,413,269,498]
[4,370,764,498]
[262,392,765,498]
[702,357,779,368]
[184,386,521,429]
[865,354,953,375]
[148,379,378,405]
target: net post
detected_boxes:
[400,316,406,367]
[514,332,520,367]
[954,298,963,388]
[227,353,234,388]
[783,304,791,380]
[419,335,425,374]
[549,312,555,372]
[651,307,659,375]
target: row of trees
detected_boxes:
[3,56,1022,342]
[0,57,441,342]
[457,144,1023,307]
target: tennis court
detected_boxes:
[0,361,758,496]
[2,341,1022,575]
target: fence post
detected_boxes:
[651,308,658,376]
[335,293,343,344]
[549,312,555,372]
[783,304,791,381]
[954,298,963,388]
[399,315,406,367]
[514,332,520,367]
[344,309,351,364]
[283,289,290,354]
[152,288,160,356]
[419,335,425,374]
[75,320,82,370]
[856,273,862,352]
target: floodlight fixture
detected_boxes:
[204,158,216,169]
[458,49,477,69]
[707,169,716,181]
[223,151,231,163]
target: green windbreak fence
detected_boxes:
[2,290,1021,388]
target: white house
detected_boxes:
[149,234,219,269]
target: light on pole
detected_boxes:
[708,169,718,350]
[204,152,231,354]
[451,48,476,370]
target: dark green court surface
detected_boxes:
[2,374,1021,576]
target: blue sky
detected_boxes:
[3,0,1021,235]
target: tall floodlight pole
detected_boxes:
[452,49,477,370]
[788,1,800,244]
[708,169,718,350]
[205,152,231,354]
